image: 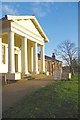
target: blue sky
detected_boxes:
[1,2,78,59]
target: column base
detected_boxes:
[46,71,49,76]
[6,73,21,80]
[22,72,30,76]
[25,72,30,75]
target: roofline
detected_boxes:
[6,15,35,20]
[5,15,48,42]
[33,17,48,42]
[38,54,62,63]
[45,55,62,62]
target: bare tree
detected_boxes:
[54,40,77,75]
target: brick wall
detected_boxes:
[38,59,62,80]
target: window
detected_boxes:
[2,45,5,64]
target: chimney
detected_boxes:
[52,53,55,59]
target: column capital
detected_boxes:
[8,30,14,34]
[34,42,37,45]
[23,36,27,39]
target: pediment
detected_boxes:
[1,15,48,42]
[16,19,42,38]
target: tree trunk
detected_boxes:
[69,65,74,76]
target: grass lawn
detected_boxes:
[3,74,78,118]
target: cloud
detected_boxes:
[32,5,46,17]
[32,2,53,18]
[1,4,19,16]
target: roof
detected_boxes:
[1,15,48,42]
[45,55,62,62]
[38,54,62,62]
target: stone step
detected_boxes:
[22,75,35,80]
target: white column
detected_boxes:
[33,42,38,74]
[31,46,33,72]
[0,36,2,73]
[8,31,15,73]
[41,45,45,73]
[18,51,21,73]
[22,37,29,74]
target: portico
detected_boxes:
[0,15,48,80]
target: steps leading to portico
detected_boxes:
[31,74,47,79]
[22,74,35,80]
[22,73,47,80]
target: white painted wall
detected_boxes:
[1,43,21,73]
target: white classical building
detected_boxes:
[0,15,48,80]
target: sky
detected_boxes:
[0,2,78,61]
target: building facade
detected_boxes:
[0,15,48,80]
[38,53,62,80]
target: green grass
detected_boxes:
[3,75,78,118]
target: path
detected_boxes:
[2,77,55,112]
